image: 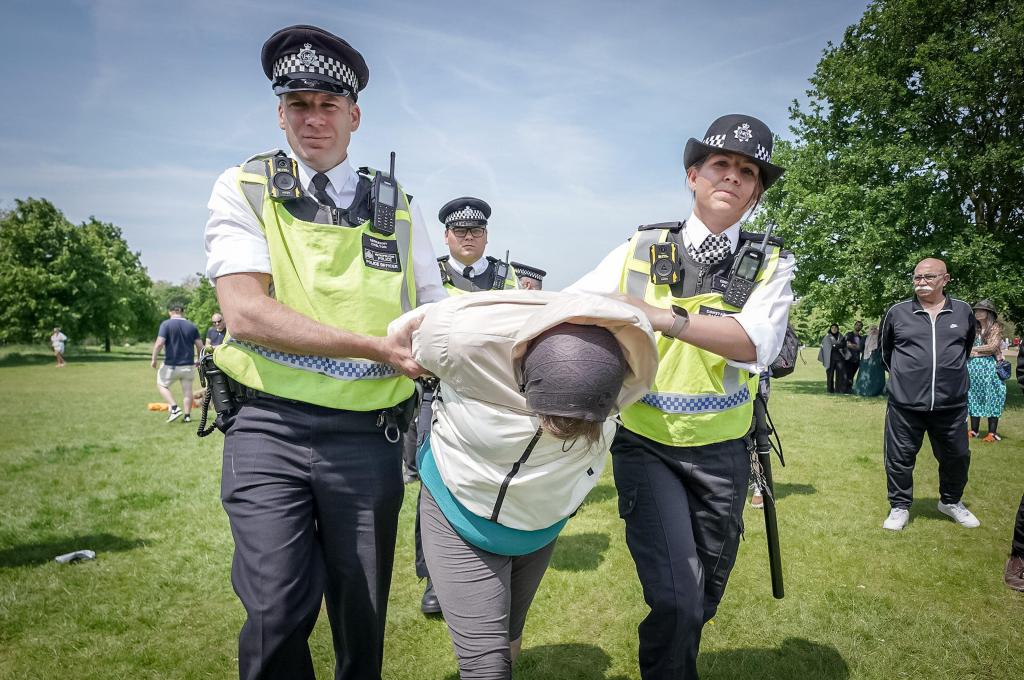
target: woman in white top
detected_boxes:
[50,327,67,367]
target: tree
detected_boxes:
[759,0,1024,324]
[0,198,157,347]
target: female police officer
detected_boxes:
[567,114,794,679]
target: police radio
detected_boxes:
[371,152,398,236]
[722,222,774,308]
[265,155,303,201]
[649,242,682,285]
[492,250,510,290]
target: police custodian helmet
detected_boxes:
[261,25,369,101]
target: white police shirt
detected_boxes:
[447,255,489,277]
[205,153,445,304]
[565,213,795,373]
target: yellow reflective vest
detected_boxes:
[213,152,417,411]
[617,224,782,447]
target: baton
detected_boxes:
[753,392,784,599]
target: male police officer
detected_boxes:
[204,25,443,680]
[404,196,520,615]
[511,261,547,290]
[436,197,519,293]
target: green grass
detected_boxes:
[1,347,1022,679]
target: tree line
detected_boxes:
[0,198,218,350]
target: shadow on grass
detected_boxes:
[910,496,955,523]
[0,533,147,568]
[775,482,816,500]
[549,532,610,572]
[445,643,630,680]
[701,637,849,679]
[580,484,617,507]
[0,350,150,367]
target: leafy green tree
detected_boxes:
[759,0,1024,324]
[0,198,87,343]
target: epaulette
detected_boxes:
[739,230,785,249]
[437,255,450,263]
[243,148,286,164]
[637,221,684,232]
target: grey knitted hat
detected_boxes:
[521,323,627,422]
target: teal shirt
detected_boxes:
[418,438,567,556]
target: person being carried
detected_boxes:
[389,289,659,679]
[151,303,203,423]
[880,258,978,531]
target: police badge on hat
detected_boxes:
[683,114,786,188]
[261,25,370,100]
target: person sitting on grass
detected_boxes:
[389,289,659,679]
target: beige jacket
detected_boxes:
[397,290,658,530]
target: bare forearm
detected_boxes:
[679,315,757,363]
[227,291,385,361]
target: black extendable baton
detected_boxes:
[754,391,784,599]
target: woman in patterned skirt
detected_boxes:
[967,299,1006,441]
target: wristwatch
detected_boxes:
[663,306,689,340]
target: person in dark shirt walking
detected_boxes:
[880,258,978,531]
[151,303,203,423]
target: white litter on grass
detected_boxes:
[54,550,96,564]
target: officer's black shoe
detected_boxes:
[420,579,442,616]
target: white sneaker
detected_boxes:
[883,507,910,531]
[937,501,980,528]
[167,406,182,423]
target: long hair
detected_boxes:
[537,414,604,446]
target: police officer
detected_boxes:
[203,25,444,680]
[405,196,519,615]
[511,261,547,290]
[436,197,519,293]
[568,114,795,679]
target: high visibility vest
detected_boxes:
[617,224,782,447]
[213,151,417,411]
[437,256,519,296]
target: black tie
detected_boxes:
[463,266,474,278]
[310,173,337,208]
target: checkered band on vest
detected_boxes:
[754,143,771,162]
[444,207,487,225]
[232,340,399,380]
[273,53,360,91]
[703,134,726,148]
[639,384,751,414]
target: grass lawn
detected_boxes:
[1,346,1022,679]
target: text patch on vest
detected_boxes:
[711,275,730,293]
[699,305,737,318]
[362,234,402,273]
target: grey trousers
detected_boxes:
[419,485,556,680]
[221,397,404,680]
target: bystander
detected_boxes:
[150,304,203,423]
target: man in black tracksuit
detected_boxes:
[880,258,978,531]
[1006,355,1024,590]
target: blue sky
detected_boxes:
[1,0,870,290]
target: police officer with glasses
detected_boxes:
[203,24,444,680]
[568,114,795,680]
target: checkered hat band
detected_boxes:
[703,134,726,148]
[640,384,751,414]
[445,207,487,225]
[273,53,360,91]
[754,144,771,162]
[232,340,399,381]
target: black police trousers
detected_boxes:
[884,402,971,509]
[221,397,404,680]
[403,388,436,580]
[611,427,749,680]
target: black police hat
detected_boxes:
[510,262,546,281]
[683,114,785,189]
[261,25,369,101]
[439,197,491,227]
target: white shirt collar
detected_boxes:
[292,154,357,202]
[684,213,741,252]
[451,255,489,276]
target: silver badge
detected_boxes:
[298,43,317,67]
[733,123,753,142]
